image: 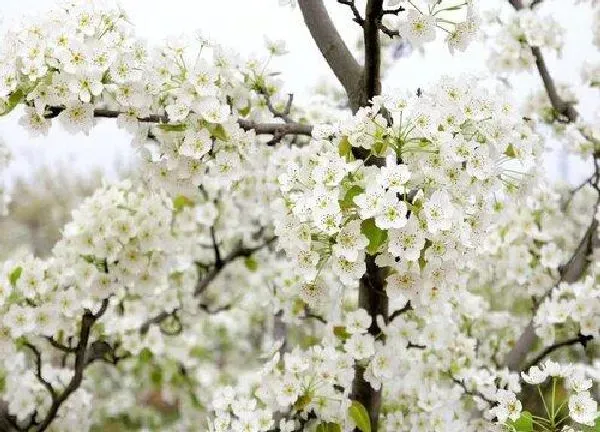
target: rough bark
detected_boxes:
[297,0,364,113]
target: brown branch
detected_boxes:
[44,336,77,354]
[363,0,384,105]
[521,333,593,374]
[298,0,364,113]
[508,0,577,123]
[210,226,223,269]
[337,0,364,25]
[32,299,109,432]
[504,215,599,370]
[452,378,495,406]
[194,237,275,296]
[23,343,56,401]
[42,106,313,141]
[389,300,412,322]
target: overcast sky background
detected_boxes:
[0,0,596,186]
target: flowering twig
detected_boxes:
[42,106,313,141]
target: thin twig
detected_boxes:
[522,333,593,374]
[337,0,365,25]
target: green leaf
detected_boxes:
[173,195,194,212]
[292,391,312,411]
[338,136,352,159]
[333,325,350,341]
[207,123,228,141]
[372,139,388,155]
[339,185,364,210]
[150,367,162,385]
[316,423,342,432]
[361,218,388,255]
[244,256,258,272]
[158,123,187,132]
[0,88,24,117]
[238,105,251,117]
[507,411,533,432]
[348,400,371,432]
[504,143,517,158]
[9,267,22,287]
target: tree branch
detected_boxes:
[452,378,495,406]
[504,215,598,370]
[337,0,364,26]
[508,0,577,123]
[521,333,593,374]
[363,0,384,105]
[32,299,109,432]
[42,106,313,141]
[389,300,412,322]
[194,237,275,296]
[298,0,364,113]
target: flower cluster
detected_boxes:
[380,0,479,52]
[275,76,538,314]
[0,180,176,424]
[486,7,564,72]
[492,360,599,428]
[0,0,295,197]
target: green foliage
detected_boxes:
[333,325,350,341]
[244,256,258,272]
[0,88,24,117]
[316,422,342,432]
[338,136,353,160]
[348,400,371,432]
[9,266,22,287]
[507,411,533,432]
[339,185,364,210]
[173,195,194,213]
[157,123,187,132]
[361,218,387,255]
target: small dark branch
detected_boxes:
[298,0,364,113]
[303,306,327,324]
[44,336,77,354]
[337,0,365,25]
[562,175,593,210]
[381,7,405,15]
[407,342,426,349]
[452,378,495,406]
[140,309,178,335]
[257,88,295,123]
[389,300,412,322]
[530,0,544,7]
[522,333,594,374]
[238,119,313,145]
[32,299,109,432]
[210,226,223,270]
[23,343,56,400]
[199,303,232,314]
[194,237,275,296]
[377,22,400,38]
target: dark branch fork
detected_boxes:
[4,299,111,432]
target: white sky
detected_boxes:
[0,0,596,185]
